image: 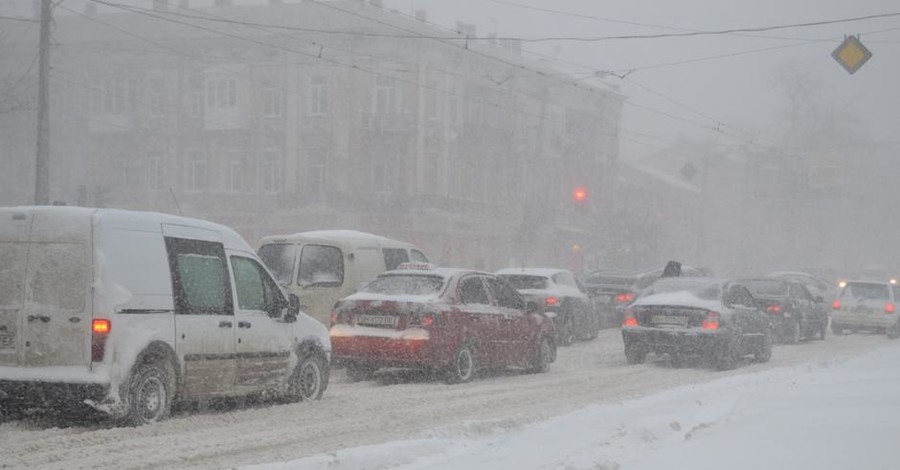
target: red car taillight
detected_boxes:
[330,311,353,326]
[701,311,720,330]
[886,303,896,314]
[766,304,783,314]
[832,299,842,310]
[91,318,111,362]
[615,292,636,304]
[622,308,638,327]
[545,296,559,306]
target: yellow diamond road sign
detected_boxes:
[832,35,872,75]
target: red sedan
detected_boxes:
[330,265,557,383]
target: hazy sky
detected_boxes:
[384,0,900,160]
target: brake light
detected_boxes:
[421,314,435,327]
[622,308,638,327]
[766,304,783,314]
[91,318,111,362]
[92,319,111,334]
[886,303,896,314]
[832,299,842,310]
[615,292,636,304]
[701,311,720,330]
[545,296,559,306]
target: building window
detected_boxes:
[426,80,439,120]
[92,76,135,114]
[262,150,282,193]
[307,148,327,198]
[148,77,165,118]
[186,154,206,192]
[372,76,400,114]
[309,76,329,116]
[225,160,244,193]
[262,88,282,117]
[206,77,237,109]
[147,157,165,190]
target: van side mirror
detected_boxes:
[285,294,301,323]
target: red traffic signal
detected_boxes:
[573,186,588,203]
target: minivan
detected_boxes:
[257,230,429,325]
[0,207,331,425]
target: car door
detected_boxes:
[229,254,293,394]
[792,283,819,333]
[457,275,502,367]
[484,276,531,364]
[728,285,768,353]
[166,236,237,398]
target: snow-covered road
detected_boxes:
[0,330,893,470]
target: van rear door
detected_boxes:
[22,210,92,367]
[0,210,32,367]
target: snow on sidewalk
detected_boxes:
[243,341,900,470]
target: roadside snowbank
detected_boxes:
[246,342,900,470]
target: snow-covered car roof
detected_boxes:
[633,278,727,311]
[495,267,571,279]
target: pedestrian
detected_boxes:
[661,260,682,278]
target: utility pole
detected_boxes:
[34,0,52,205]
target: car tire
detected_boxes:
[579,307,600,341]
[669,353,686,369]
[818,318,828,340]
[529,336,554,374]
[558,315,575,346]
[445,342,477,384]
[787,320,801,344]
[753,329,773,363]
[123,360,175,427]
[624,345,647,365]
[287,352,327,402]
[714,340,740,371]
[832,324,844,335]
[887,321,900,340]
[344,363,378,383]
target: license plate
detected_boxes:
[0,334,14,350]
[651,315,688,327]
[356,314,398,327]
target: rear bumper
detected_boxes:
[831,312,898,330]
[0,380,109,409]
[622,327,729,355]
[331,334,451,369]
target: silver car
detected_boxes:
[830,281,900,338]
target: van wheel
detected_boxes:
[445,342,477,384]
[753,329,773,363]
[288,353,327,402]
[787,320,801,344]
[124,360,175,426]
[624,345,647,365]
[832,324,844,335]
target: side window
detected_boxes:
[459,276,491,306]
[485,277,525,310]
[165,237,233,316]
[794,284,813,301]
[730,286,755,307]
[382,248,409,271]
[298,244,344,287]
[231,256,285,318]
[410,249,429,263]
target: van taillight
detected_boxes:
[545,296,559,306]
[832,299,842,310]
[701,311,720,330]
[91,318,111,362]
[615,292,636,304]
[886,303,896,314]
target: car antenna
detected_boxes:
[169,188,184,216]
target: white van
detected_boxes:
[0,207,330,425]
[257,230,429,325]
